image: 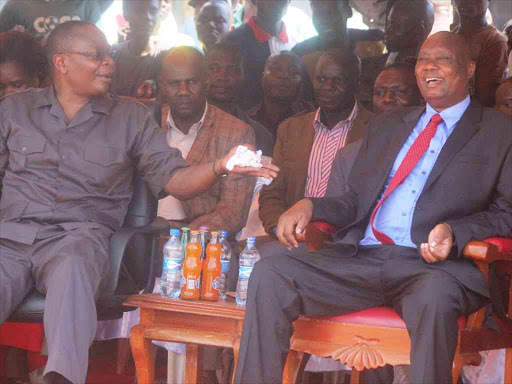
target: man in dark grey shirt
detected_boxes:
[0,21,277,384]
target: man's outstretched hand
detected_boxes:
[217,144,279,179]
[420,223,454,263]
[276,199,313,250]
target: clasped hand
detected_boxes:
[276,199,313,250]
[421,223,454,263]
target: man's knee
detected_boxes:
[403,273,465,318]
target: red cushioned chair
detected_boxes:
[284,222,512,384]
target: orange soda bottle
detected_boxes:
[180,231,202,300]
[201,231,222,301]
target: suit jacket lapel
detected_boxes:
[296,112,316,193]
[422,101,482,192]
[185,106,216,165]
[375,107,424,182]
[347,105,372,144]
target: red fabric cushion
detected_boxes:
[311,307,467,329]
[311,222,339,235]
[485,237,512,253]
[0,322,44,352]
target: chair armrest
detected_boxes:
[303,222,339,252]
[463,238,512,264]
[102,217,170,295]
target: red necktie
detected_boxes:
[370,113,444,245]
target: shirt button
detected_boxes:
[422,171,426,175]
[430,150,435,154]
[61,155,66,160]
[412,190,416,194]
[22,146,27,152]
[401,212,407,216]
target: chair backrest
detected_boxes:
[120,174,159,292]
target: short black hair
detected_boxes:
[0,31,49,83]
[206,41,242,64]
[382,62,416,73]
[45,20,96,68]
[318,48,362,80]
[264,50,306,75]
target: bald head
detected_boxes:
[386,0,434,52]
[159,46,207,123]
[161,46,206,77]
[415,32,475,111]
[422,31,472,68]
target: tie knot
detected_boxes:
[431,113,443,126]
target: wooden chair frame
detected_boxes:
[284,223,512,384]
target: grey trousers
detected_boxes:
[234,244,487,384]
[0,226,110,384]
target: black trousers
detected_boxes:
[234,244,487,384]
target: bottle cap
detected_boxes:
[211,231,219,236]
[181,227,190,232]
[170,229,180,236]
[247,237,256,243]
[190,230,200,235]
[199,226,209,232]
[220,230,228,237]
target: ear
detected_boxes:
[467,60,476,79]
[52,54,69,75]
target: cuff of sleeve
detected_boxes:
[151,160,189,198]
[444,219,471,259]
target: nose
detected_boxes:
[382,90,396,104]
[178,81,191,95]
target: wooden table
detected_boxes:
[124,293,245,384]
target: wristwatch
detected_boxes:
[212,158,229,177]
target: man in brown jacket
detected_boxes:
[259,49,373,236]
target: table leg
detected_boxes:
[186,344,204,384]
[231,339,240,384]
[130,324,154,384]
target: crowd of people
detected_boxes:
[0,0,512,384]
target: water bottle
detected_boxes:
[236,237,260,306]
[160,229,183,298]
[180,227,190,258]
[219,230,231,300]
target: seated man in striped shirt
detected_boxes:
[255,48,376,379]
[258,49,372,238]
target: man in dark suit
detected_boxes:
[235,31,512,384]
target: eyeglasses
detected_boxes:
[57,48,118,62]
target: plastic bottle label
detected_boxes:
[211,276,220,290]
[239,266,253,279]
[221,260,230,273]
[187,278,195,290]
[164,257,183,271]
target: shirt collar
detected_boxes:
[313,102,358,131]
[247,17,288,44]
[167,102,208,133]
[424,95,471,131]
[33,86,113,115]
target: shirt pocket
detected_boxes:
[8,134,47,171]
[83,145,126,194]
